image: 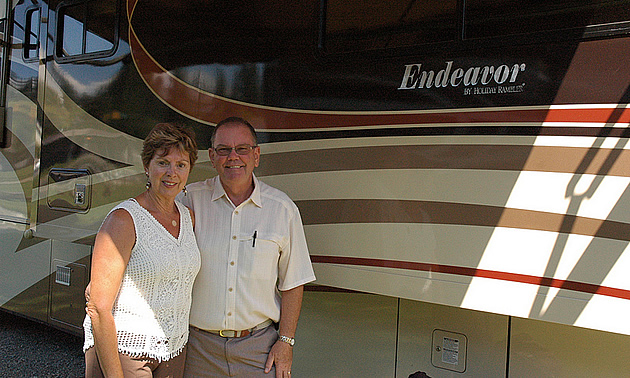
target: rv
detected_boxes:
[1,0,630,376]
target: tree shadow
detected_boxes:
[528,91,630,323]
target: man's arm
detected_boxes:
[264,285,304,377]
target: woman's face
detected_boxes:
[146,146,191,199]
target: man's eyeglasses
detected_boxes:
[213,145,257,156]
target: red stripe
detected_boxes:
[311,255,630,300]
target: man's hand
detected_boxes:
[267,286,303,376]
[264,340,293,377]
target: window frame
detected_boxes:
[23,5,41,63]
[54,0,120,63]
[0,0,11,148]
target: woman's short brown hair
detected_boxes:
[141,123,198,170]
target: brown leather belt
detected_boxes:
[195,319,274,338]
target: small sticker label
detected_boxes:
[442,337,459,365]
[442,337,459,364]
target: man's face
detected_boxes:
[210,122,260,188]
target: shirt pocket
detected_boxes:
[244,232,281,280]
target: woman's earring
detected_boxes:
[182,185,187,196]
[145,171,151,189]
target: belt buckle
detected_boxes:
[219,330,230,337]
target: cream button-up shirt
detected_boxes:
[180,175,316,331]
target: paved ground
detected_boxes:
[0,310,84,377]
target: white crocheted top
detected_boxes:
[83,198,201,361]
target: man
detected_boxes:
[180,117,316,377]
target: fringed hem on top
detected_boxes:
[83,342,186,363]
[119,343,186,363]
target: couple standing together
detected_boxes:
[83,117,316,377]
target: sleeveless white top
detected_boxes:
[83,198,201,361]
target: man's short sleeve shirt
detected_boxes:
[180,175,316,331]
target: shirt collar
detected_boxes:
[210,174,262,208]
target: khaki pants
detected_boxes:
[85,346,187,378]
[184,325,278,377]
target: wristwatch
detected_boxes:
[279,335,295,346]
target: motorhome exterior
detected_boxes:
[1,1,630,376]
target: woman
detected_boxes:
[83,123,201,377]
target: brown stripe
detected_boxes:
[296,199,630,242]
[16,235,47,252]
[74,234,97,246]
[311,255,630,300]
[258,145,630,177]
[304,285,361,294]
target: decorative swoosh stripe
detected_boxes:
[126,4,630,131]
[310,255,630,300]
[1,128,33,200]
[258,144,630,177]
[296,199,630,242]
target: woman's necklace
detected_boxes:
[145,191,178,228]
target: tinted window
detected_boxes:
[323,0,458,53]
[465,0,630,38]
[55,0,119,61]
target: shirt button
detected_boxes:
[235,211,239,215]
[230,261,235,266]
[232,235,237,240]
[227,312,232,316]
[228,287,233,292]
